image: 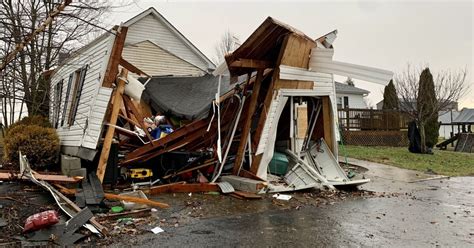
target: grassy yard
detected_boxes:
[340,145,474,177]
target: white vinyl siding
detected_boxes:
[336,93,368,109]
[125,14,210,72]
[50,33,114,148]
[122,41,204,76]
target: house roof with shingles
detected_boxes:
[334,82,370,95]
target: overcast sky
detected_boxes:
[109,0,473,108]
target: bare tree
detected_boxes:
[0,0,132,127]
[213,30,240,64]
[395,64,469,153]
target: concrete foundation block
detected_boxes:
[61,155,81,176]
[221,175,267,193]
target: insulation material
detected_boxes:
[125,74,145,101]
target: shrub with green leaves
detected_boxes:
[3,124,60,169]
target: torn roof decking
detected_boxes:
[225,17,316,77]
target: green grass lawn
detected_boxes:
[340,145,474,177]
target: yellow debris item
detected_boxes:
[130,168,153,179]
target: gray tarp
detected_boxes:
[143,74,233,120]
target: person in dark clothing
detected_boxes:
[408,121,422,153]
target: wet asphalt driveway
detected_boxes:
[113,160,473,248]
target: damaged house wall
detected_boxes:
[49,32,116,160]
[49,7,217,160]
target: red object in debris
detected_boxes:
[24,210,59,233]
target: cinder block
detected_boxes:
[68,168,87,178]
[221,175,267,193]
[61,155,81,175]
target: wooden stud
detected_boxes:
[122,95,154,144]
[104,193,169,209]
[232,69,264,175]
[102,27,128,88]
[145,183,220,195]
[119,57,150,77]
[96,68,128,183]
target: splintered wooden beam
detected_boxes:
[119,57,150,77]
[97,68,128,183]
[122,95,154,144]
[124,119,209,160]
[230,59,274,69]
[232,69,264,175]
[102,27,128,88]
[145,183,220,195]
[104,193,169,209]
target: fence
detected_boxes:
[337,108,412,146]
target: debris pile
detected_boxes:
[0,14,397,246]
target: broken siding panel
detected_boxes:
[125,14,209,72]
[81,87,113,149]
[122,41,204,76]
[50,34,114,148]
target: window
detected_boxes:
[53,79,63,128]
[61,74,74,127]
[68,65,88,126]
[337,96,350,109]
[343,96,349,109]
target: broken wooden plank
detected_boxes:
[97,68,128,183]
[104,193,169,209]
[230,59,274,69]
[145,183,220,195]
[322,96,334,153]
[0,172,81,183]
[119,57,150,77]
[124,119,209,160]
[53,184,169,209]
[122,94,154,143]
[232,69,264,175]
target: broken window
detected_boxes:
[61,74,74,127]
[68,65,88,126]
[53,79,63,128]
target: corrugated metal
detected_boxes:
[122,41,204,76]
[50,33,114,149]
[125,14,210,72]
[309,48,393,85]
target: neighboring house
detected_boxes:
[48,7,215,160]
[439,110,461,139]
[334,81,370,109]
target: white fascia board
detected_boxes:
[309,59,393,86]
[279,65,332,82]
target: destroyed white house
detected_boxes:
[48,7,215,160]
[48,11,393,189]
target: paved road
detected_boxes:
[112,165,474,247]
